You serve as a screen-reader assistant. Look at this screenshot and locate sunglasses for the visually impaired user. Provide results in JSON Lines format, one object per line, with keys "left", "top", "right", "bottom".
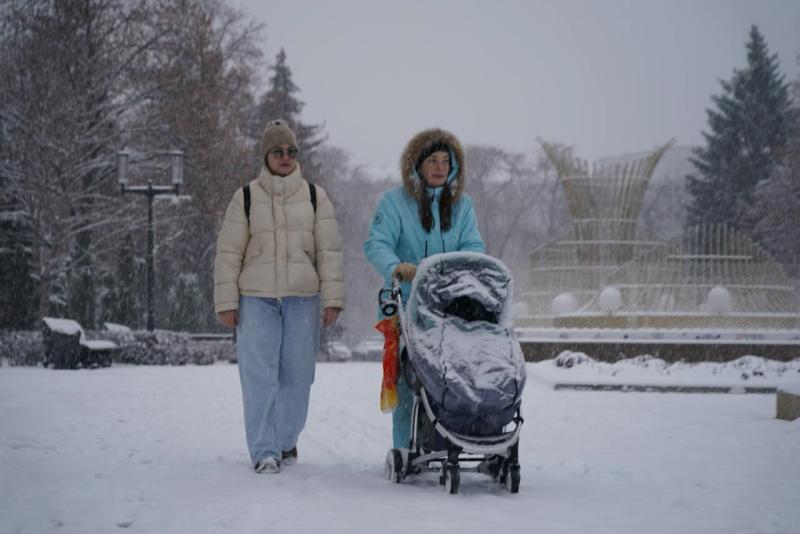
{"left": 269, "top": 147, "right": 298, "bottom": 159}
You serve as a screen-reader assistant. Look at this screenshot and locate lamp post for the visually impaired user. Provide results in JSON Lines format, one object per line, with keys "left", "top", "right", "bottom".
{"left": 117, "top": 150, "right": 184, "bottom": 331}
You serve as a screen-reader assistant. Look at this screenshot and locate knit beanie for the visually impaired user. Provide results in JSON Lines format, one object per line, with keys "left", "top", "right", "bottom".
{"left": 260, "top": 119, "right": 298, "bottom": 157}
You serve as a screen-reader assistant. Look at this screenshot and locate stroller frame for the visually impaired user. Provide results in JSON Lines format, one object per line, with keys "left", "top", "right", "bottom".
{"left": 380, "top": 276, "right": 524, "bottom": 494}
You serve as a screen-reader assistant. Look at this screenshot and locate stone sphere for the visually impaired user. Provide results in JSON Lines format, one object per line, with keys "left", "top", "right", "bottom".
{"left": 598, "top": 286, "right": 622, "bottom": 313}
{"left": 552, "top": 292, "right": 578, "bottom": 316}
{"left": 707, "top": 285, "right": 732, "bottom": 314}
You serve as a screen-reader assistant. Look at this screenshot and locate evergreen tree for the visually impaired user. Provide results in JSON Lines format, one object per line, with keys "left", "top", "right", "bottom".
{"left": 752, "top": 64, "right": 800, "bottom": 277}
{"left": 166, "top": 273, "right": 203, "bottom": 332}
{"left": 0, "top": 111, "right": 38, "bottom": 329}
{"left": 686, "top": 25, "right": 793, "bottom": 234}
{"left": 103, "top": 234, "right": 140, "bottom": 328}
{"left": 0, "top": 184, "right": 38, "bottom": 329}
{"left": 254, "top": 49, "right": 326, "bottom": 184}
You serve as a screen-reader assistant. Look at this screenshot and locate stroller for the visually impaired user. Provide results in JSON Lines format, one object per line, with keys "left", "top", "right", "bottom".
{"left": 378, "top": 252, "right": 526, "bottom": 494}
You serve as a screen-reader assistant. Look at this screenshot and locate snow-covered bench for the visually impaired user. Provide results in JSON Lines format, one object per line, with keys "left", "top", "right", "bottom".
{"left": 42, "top": 317, "right": 118, "bottom": 369}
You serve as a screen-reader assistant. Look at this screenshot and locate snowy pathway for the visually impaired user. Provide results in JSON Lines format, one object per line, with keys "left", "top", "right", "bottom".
{"left": 1, "top": 363, "right": 799, "bottom": 534}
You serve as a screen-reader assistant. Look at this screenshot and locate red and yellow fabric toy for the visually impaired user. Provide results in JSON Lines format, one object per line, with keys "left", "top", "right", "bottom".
{"left": 375, "top": 316, "right": 400, "bottom": 413}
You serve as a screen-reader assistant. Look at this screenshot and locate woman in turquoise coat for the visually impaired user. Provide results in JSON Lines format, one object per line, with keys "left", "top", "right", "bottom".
{"left": 364, "top": 127, "right": 485, "bottom": 449}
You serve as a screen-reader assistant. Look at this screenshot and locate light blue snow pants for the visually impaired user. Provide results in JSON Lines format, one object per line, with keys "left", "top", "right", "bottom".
{"left": 236, "top": 295, "right": 320, "bottom": 465}
{"left": 393, "top": 375, "right": 414, "bottom": 449}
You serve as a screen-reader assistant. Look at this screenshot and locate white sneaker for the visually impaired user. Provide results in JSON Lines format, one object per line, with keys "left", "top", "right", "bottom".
{"left": 255, "top": 456, "right": 281, "bottom": 474}
{"left": 281, "top": 447, "right": 298, "bottom": 466}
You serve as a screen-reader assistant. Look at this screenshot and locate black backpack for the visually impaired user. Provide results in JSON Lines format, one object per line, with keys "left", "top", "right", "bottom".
{"left": 242, "top": 182, "right": 316, "bottom": 222}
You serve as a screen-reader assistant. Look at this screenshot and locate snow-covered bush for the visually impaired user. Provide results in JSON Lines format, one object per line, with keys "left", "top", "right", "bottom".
{"left": 0, "top": 329, "right": 233, "bottom": 366}
{"left": 100, "top": 330, "right": 212, "bottom": 366}
{"left": 554, "top": 351, "right": 596, "bottom": 368}
{"left": 0, "top": 330, "right": 43, "bottom": 366}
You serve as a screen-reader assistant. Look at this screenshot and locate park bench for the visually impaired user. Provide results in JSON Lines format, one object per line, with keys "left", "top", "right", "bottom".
{"left": 42, "top": 317, "right": 119, "bottom": 369}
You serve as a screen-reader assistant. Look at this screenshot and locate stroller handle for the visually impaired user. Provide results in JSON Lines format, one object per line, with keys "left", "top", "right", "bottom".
{"left": 378, "top": 276, "right": 406, "bottom": 319}
{"left": 378, "top": 276, "right": 403, "bottom": 317}
{"left": 391, "top": 274, "right": 403, "bottom": 290}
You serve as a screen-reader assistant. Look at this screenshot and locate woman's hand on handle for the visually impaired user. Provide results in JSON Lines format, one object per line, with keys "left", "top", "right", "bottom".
{"left": 392, "top": 263, "right": 417, "bottom": 282}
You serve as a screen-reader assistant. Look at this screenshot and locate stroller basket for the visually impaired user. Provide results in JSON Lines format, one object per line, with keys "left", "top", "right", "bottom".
{"left": 419, "top": 387, "right": 523, "bottom": 456}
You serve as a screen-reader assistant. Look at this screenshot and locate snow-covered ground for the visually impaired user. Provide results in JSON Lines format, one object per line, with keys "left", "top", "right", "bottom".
{"left": 2, "top": 359, "right": 799, "bottom": 534}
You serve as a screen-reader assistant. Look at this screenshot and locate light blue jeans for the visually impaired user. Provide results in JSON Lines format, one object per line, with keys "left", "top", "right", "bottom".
{"left": 236, "top": 295, "right": 320, "bottom": 465}
{"left": 393, "top": 376, "right": 414, "bottom": 449}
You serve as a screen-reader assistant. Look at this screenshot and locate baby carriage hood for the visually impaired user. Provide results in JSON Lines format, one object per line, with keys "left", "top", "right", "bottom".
{"left": 405, "top": 252, "right": 526, "bottom": 432}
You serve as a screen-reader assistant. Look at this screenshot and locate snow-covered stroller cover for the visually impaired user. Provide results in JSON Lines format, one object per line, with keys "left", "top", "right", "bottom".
{"left": 405, "top": 252, "right": 526, "bottom": 434}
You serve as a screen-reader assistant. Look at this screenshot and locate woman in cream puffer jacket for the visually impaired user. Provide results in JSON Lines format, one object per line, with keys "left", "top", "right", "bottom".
{"left": 213, "top": 157, "right": 345, "bottom": 315}
{"left": 213, "top": 119, "right": 344, "bottom": 474}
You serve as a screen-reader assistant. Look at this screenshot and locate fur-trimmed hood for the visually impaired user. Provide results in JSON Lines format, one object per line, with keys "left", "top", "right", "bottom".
{"left": 400, "top": 128, "right": 466, "bottom": 203}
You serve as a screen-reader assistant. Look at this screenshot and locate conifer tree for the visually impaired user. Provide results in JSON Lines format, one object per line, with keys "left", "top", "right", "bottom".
{"left": 0, "top": 179, "right": 38, "bottom": 329}
{"left": 752, "top": 64, "right": 800, "bottom": 276}
{"left": 166, "top": 273, "right": 203, "bottom": 332}
{"left": 103, "top": 234, "right": 140, "bottom": 328}
{"left": 686, "top": 25, "right": 793, "bottom": 233}
{"left": 254, "top": 49, "right": 326, "bottom": 184}
{"left": 0, "top": 111, "right": 37, "bottom": 328}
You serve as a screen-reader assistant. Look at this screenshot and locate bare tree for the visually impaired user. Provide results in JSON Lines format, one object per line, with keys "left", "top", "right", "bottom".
{"left": 314, "top": 146, "right": 388, "bottom": 345}
{"left": 0, "top": 0, "right": 178, "bottom": 325}
{"left": 127, "top": 0, "right": 265, "bottom": 331}
{"left": 1, "top": 0, "right": 265, "bottom": 330}
{"left": 466, "top": 145, "right": 567, "bottom": 262}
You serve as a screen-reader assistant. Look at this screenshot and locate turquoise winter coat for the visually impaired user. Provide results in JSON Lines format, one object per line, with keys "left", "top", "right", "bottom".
{"left": 364, "top": 127, "right": 485, "bottom": 300}
{"left": 364, "top": 185, "right": 484, "bottom": 296}
{"left": 363, "top": 127, "right": 484, "bottom": 449}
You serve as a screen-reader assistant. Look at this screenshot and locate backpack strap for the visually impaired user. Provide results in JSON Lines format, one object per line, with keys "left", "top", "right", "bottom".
{"left": 309, "top": 182, "right": 317, "bottom": 213}
{"left": 243, "top": 184, "right": 251, "bottom": 222}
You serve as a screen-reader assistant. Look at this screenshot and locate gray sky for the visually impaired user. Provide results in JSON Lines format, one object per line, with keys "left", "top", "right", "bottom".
{"left": 235, "top": 0, "right": 800, "bottom": 171}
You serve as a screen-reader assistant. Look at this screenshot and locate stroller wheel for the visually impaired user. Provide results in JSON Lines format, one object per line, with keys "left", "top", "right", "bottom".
{"left": 442, "top": 463, "right": 460, "bottom": 495}
{"left": 503, "top": 463, "right": 521, "bottom": 494}
{"left": 384, "top": 449, "right": 403, "bottom": 483}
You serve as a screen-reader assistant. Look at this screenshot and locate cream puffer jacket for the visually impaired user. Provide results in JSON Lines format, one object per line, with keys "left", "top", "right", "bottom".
{"left": 213, "top": 164, "right": 345, "bottom": 313}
